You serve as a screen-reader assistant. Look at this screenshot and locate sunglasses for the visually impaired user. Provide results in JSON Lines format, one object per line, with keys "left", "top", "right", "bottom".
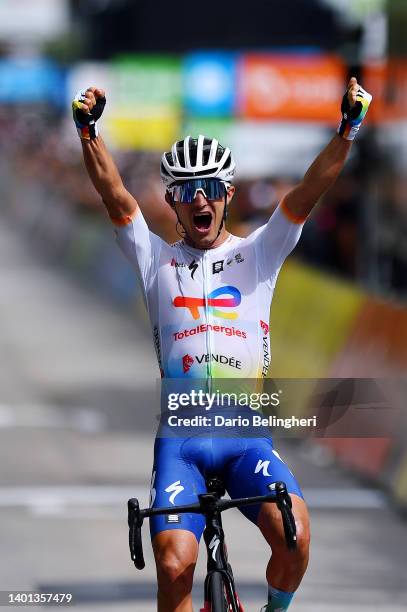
{"left": 168, "top": 179, "right": 228, "bottom": 203}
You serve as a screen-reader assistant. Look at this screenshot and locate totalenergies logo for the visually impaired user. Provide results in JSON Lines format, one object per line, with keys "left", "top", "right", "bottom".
{"left": 173, "top": 286, "right": 241, "bottom": 320}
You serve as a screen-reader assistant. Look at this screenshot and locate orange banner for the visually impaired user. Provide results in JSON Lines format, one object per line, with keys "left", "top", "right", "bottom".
{"left": 363, "top": 59, "right": 407, "bottom": 122}
{"left": 238, "top": 54, "right": 346, "bottom": 122}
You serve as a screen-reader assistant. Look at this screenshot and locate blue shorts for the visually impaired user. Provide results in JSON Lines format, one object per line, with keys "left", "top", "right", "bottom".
{"left": 149, "top": 435, "right": 304, "bottom": 542}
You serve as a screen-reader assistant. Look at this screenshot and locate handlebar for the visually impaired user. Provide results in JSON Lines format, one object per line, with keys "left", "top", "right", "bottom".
{"left": 128, "top": 481, "right": 297, "bottom": 569}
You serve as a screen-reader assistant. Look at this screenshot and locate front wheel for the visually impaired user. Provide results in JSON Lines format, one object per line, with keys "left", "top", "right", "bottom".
{"left": 209, "top": 571, "right": 229, "bottom": 611}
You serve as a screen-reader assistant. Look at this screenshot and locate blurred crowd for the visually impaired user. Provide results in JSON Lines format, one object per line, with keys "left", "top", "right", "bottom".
{"left": 1, "top": 107, "right": 407, "bottom": 302}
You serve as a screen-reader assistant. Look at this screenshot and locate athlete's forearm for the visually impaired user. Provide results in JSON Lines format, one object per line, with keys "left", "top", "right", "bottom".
{"left": 81, "top": 135, "right": 138, "bottom": 220}
{"left": 283, "top": 135, "right": 351, "bottom": 220}
{"left": 303, "top": 133, "right": 351, "bottom": 195}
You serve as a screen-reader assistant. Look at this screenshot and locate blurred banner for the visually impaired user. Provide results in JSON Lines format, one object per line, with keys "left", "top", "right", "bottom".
{"left": 271, "top": 261, "right": 407, "bottom": 509}
{"left": 68, "top": 56, "right": 182, "bottom": 150}
{"left": 0, "top": 57, "right": 65, "bottom": 105}
{"left": 183, "top": 52, "right": 237, "bottom": 117}
{"left": 108, "top": 55, "right": 182, "bottom": 150}
{"left": 183, "top": 51, "right": 346, "bottom": 123}
{"left": 364, "top": 59, "right": 407, "bottom": 121}
{"left": 238, "top": 54, "right": 345, "bottom": 122}
{"left": 271, "top": 260, "right": 407, "bottom": 378}
{"left": 66, "top": 51, "right": 343, "bottom": 166}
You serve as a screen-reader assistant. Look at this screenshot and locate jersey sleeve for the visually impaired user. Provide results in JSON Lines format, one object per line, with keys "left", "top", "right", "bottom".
{"left": 112, "top": 209, "right": 162, "bottom": 294}
{"left": 254, "top": 199, "right": 306, "bottom": 286}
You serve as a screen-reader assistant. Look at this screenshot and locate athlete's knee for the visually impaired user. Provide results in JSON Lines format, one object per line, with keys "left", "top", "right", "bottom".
{"left": 154, "top": 532, "right": 197, "bottom": 595}
{"left": 259, "top": 496, "right": 310, "bottom": 572}
{"left": 272, "top": 523, "right": 308, "bottom": 560}
{"left": 286, "top": 521, "right": 309, "bottom": 564}
{"left": 156, "top": 554, "right": 195, "bottom": 594}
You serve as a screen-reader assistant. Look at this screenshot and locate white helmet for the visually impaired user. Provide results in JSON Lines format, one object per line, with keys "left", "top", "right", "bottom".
{"left": 160, "top": 134, "right": 236, "bottom": 187}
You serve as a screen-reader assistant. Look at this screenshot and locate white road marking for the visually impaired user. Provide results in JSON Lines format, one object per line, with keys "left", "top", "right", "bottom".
{"left": 0, "top": 486, "right": 146, "bottom": 507}
{"left": 0, "top": 405, "right": 107, "bottom": 433}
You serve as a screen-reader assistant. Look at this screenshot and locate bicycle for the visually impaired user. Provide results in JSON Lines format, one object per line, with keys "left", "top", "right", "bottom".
{"left": 127, "top": 477, "right": 297, "bottom": 611}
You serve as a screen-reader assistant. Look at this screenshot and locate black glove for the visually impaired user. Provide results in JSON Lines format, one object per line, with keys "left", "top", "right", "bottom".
{"left": 72, "top": 89, "right": 106, "bottom": 140}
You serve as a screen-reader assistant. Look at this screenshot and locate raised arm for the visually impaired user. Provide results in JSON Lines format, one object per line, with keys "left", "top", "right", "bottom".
{"left": 73, "top": 87, "right": 178, "bottom": 241}
{"left": 282, "top": 77, "right": 372, "bottom": 222}
{"left": 84, "top": 135, "right": 140, "bottom": 220}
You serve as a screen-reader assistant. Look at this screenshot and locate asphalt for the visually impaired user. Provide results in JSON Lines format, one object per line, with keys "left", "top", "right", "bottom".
{"left": 1, "top": 216, "right": 407, "bottom": 612}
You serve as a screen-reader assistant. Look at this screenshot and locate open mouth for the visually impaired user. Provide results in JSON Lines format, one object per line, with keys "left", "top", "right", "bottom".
{"left": 193, "top": 212, "right": 212, "bottom": 231}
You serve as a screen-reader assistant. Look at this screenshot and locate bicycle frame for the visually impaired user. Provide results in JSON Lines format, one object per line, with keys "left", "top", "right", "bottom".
{"left": 200, "top": 489, "right": 243, "bottom": 612}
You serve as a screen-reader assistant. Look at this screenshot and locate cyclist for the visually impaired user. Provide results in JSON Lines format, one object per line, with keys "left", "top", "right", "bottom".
{"left": 73, "top": 77, "right": 371, "bottom": 612}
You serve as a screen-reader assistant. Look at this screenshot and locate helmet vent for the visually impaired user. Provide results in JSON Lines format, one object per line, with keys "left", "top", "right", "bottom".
{"left": 215, "top": 145, "right": 225, "bottom": 163}
{"left": 176, "top": 141, "right": 185, "bottom": 167}
{"left": 202, "top": 138, "right": 212, "bottom": 165}
{"left": 189, "top": 139, "right": 198, "bottom": 166}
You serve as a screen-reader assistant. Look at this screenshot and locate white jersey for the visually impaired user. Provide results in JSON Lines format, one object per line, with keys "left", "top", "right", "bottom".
{"left": 114, "top": 203, "right": 304, "bottom": 379}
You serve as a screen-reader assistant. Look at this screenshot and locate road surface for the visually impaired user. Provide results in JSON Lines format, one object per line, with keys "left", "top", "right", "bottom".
{"left": 0, "top": 216, "right": 406, "bottom": 611}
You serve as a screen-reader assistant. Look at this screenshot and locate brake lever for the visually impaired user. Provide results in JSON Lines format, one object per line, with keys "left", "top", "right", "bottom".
{"left": 271, "top": 482, "right": 297, "bottom": 551}
{"left": 128, "top": 498, "right": 145, "bottom": 570}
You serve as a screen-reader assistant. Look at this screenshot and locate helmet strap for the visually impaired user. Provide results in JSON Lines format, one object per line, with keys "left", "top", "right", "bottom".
{"left": 175, "top": 220, "right": 186, "bottom": 240}
{"left": 213, "top": 192, "right": 228, "bottom": 242}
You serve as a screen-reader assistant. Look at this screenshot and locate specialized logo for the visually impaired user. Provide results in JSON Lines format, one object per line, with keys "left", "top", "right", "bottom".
{"left": 189, "top": 259, "right": 199, "bottom": 279}
{"left": 182, "top": 354, "right": 194, "bottom": 373}
{"left": 209, "top": 535, "right": 221, "bottom": 562}
{"left": 254, "top": 459, "right": 272, "bottom": 477}
{"left": 260, "top": 320, "right": 269, "bottom": 335}
{"left": 165, "top": 480, "right": 185, "bottom": 505}
{"left": 173, "top": 285, "right": 241, "bottom": 320}
{"left": 171, "top": 258, "right": 199, "bottom": 280}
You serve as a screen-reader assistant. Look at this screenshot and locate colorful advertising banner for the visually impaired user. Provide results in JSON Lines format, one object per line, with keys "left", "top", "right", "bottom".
{"left": 0, "top": 58, "right": 65, "bottom": 105}
{"left": 112, "top": 55, "right": 182, "bottom": 116}
{"left": 183, "top": 52, "right": 237, "bottom": 117}
{"left": 363, "top": 59, "right": 407, "bottom": 122}
{"left": 68, "top": 57, "right": 182, "bottom": 150}
{"left": 109, "top": 55, "right": 182, "bottom": 150}
{"left": 238, "top": 54, "right": 346, "bottom": 122}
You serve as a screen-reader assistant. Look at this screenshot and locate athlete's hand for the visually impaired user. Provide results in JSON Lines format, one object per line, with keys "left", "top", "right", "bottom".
{"left": 337, "top": 77, "right": 372, "bottom": 141}
{"left": 72, "top": 87, "right": 106, "bottom": 140}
